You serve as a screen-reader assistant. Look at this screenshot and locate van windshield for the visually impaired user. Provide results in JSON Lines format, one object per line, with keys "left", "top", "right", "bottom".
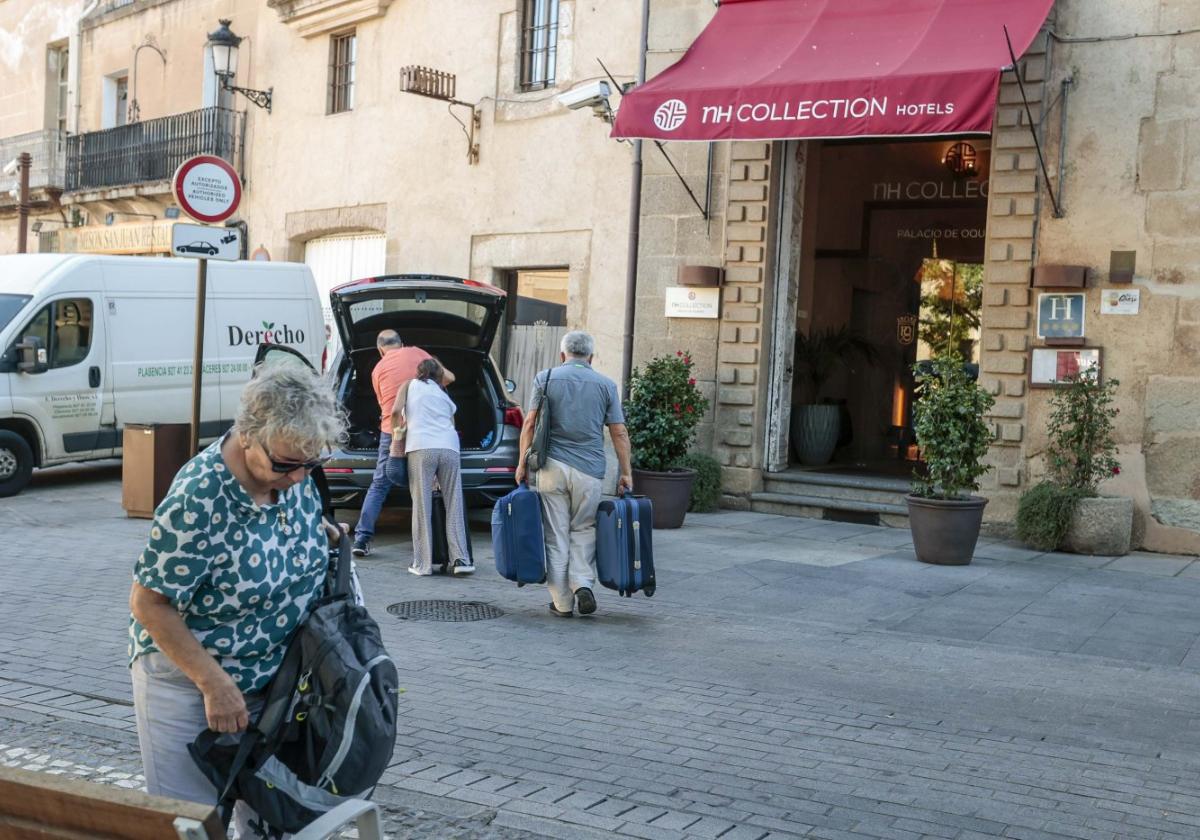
{"left": 0, "top": 294, "right": 31, "bottom": 334}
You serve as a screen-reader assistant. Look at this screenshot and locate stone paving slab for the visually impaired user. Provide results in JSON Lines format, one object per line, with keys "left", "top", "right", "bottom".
{"left": 4, "top": 462, "right": 1200, "bottom": 838}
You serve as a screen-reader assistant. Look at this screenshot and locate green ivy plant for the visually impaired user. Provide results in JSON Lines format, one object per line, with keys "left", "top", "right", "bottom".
{"left": 1046, "top": 369, "right": 1120, "bottom": 494}
{"left": 911, "top": 354, "right": 996, "bottom": 500}
{"left": 678, "top": 452, "right": 722, "bottom": 512}
{"left": 1015, "top": 482, "right": 1087, "bottom": 551}
{"left": 1014, "top": 370, "right": 1120, "bottom": 551}
{"left": 625, "top": 352, "right": 710, "bottom": 473}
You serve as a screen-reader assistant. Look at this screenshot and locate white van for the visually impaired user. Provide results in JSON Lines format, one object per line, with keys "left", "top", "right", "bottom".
{"left": 0, "top": 254, "right": 324, "bottom": 496}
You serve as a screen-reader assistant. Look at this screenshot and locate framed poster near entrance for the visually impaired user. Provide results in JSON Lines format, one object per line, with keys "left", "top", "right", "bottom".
{"left": 1030, "top": 347, "right": 1101, "bottom": 388}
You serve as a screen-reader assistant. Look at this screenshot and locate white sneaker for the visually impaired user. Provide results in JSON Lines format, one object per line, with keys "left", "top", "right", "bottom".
{"left": 451, "top": 559, "right": 475, "bottom": 576}
{"left": 408, "top": 566, "right": 432, "bottom": 577}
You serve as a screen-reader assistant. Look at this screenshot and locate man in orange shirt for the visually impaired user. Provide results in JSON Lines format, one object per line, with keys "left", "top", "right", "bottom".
{"left": 352, "top": 329, "right": 453, "bottom": 556}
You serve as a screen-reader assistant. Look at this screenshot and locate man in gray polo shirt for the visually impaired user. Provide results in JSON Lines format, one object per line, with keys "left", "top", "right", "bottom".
{"left": 516, "top": 331, "right": 633, "bottom": 617}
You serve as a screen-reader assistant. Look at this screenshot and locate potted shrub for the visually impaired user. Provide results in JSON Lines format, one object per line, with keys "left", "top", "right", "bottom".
{"left": 906, "top": 354, "right": 995, "bottom": 565}
{"left": 1016, "top": 371, "right": 1130, "bottom": 555}
{"left": 625, "top": 351, "right": 711, "bottom": 528}
{"left": 791, "top": 327, "right": 877, "bottom": 466}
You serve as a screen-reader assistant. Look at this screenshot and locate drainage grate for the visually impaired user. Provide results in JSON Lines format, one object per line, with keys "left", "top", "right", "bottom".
{"left": 386, "top": 600, "right": 504, "bottom": 622}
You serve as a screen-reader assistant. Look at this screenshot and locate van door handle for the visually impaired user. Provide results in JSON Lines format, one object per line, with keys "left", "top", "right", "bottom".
{"left": 89, "top": 366, "right": 101, "bottom": 388}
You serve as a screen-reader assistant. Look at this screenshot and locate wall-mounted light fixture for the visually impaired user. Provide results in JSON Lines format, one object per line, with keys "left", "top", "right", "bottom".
{"left": 206, "top": 20, "right": 272, "bottom": 112}
{"left": 942, "top": 142, "right": 979, "bottom": 178}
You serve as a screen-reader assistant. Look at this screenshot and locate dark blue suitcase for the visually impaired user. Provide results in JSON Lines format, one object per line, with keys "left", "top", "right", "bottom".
{"left": 491, "top": 483, "right": 547, "bottom": 586}
{"left": 595, "top": 495, "right": 656, "bottom": 597}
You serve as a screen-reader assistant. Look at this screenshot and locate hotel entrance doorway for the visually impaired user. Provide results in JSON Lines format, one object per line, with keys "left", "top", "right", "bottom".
{"left": 785, "top": 138, "right": 989, "bottom": 477}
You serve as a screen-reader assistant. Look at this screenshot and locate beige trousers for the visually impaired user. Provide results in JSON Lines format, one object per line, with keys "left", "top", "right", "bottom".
{"left": 535, "top": 457, "right": 602, "bottom": 612}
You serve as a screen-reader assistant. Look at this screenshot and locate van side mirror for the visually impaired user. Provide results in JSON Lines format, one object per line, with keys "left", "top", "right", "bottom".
{"left": 16, "top": 336, "right": 48, "bottom": 374}
{"left": 504, "top": 379, "right": 516, "bottom": 394}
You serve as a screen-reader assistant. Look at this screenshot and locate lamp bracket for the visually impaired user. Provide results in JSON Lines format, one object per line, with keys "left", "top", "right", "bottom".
{"left": 221, "top": 77, "right": 273, "bottom": 112}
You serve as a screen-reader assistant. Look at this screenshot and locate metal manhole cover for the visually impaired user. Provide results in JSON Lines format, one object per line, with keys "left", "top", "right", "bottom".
{"left": 387, "top": 600, "right": 504, "bottom": 622}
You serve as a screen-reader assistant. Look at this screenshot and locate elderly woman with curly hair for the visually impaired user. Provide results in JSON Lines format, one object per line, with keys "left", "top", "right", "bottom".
{"left": 127, "top": 363, "right": 346, "bottom": 835}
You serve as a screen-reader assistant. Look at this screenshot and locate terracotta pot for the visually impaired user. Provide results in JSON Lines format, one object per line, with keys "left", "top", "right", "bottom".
{"left": 906, "top": 494, "right": 988, "bottom": 566}
{"left": 633, "top": 467, "right": 696, "bottom": 529}
{"left": 790, "top": 404, "right": 840, "bottom": 466}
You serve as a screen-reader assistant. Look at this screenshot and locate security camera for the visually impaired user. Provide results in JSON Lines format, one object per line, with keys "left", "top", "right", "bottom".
{"left": 557, "top": 80, "right": 611, "bottom": 111}
{"left": 2, "top": 159, "right": 18, "bottom": 177}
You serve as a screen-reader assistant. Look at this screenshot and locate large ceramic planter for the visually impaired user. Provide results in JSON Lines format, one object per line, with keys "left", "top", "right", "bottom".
{"left": 1062, "top": 496, "right": 1133, "bottom": 556}
{"left": 633, "top": 467, "right": 696, "bottom": 529}
{"left": 906, "top": 494, "right": 988, "bottom": 566}
{"left": 790, "top": 404, "right": 840, "bottom": 466}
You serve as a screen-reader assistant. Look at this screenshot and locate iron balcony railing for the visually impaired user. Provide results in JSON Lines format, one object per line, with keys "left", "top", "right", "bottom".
{"left": 0, "top": 129, "right": 67, "bottom": 195}
{"left": 65, "top": 106, "right": 244, "bottom": 193}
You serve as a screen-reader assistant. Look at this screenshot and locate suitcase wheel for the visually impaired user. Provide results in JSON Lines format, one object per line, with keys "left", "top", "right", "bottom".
{"left": 643, "top": 583, "right": 656, "bottom": 597}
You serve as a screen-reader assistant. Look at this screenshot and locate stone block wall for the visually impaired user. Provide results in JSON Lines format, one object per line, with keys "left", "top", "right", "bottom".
{"left": 976, "top": 33, "right": 1051, "bottom": 523}
{"left": 713, "top": 142, "right": 775, "bottom": 495}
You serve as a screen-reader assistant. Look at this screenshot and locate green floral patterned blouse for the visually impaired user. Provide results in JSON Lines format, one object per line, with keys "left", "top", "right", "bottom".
{"left": 128, "top": 438, "right": 328, "bottom": 693}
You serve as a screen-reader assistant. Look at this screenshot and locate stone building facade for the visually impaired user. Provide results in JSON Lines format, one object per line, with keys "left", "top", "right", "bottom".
{"left": 0, "top": 0, "right": 641, "bottom": 384}
{"left": 3, "top": 0, "right": 1199, "bottom": 551}
{"left": 632, "top": 0, "right": 1200, "bottom": 553}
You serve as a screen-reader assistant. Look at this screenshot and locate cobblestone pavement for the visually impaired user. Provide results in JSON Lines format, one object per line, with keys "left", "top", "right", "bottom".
{"left": 4, "top": 461, "right": 1200, "bottom": 839}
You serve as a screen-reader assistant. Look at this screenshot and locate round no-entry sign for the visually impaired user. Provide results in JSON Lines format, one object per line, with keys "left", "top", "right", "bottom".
{"left": 172, "top": 155, "right": 242, "bottom": 224}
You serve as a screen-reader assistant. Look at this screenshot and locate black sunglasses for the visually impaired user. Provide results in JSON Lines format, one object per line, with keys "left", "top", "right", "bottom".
{"left": 262, "top": 444, "right": 331, "bottom": 474}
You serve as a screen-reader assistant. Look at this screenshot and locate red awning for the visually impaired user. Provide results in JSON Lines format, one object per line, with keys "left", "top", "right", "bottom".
{"left": 612, "top": 0, "right": 1054, "bottom": 142}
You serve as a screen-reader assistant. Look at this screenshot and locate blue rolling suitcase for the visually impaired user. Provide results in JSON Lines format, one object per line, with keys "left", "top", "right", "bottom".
{"left": 595, "top": 495, "right": 656, "bottom": 597}
{"left": 492, "top": 483, "right": 547, "bottom": 586}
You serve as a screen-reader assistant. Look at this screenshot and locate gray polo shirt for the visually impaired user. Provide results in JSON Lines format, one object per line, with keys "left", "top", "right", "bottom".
{"left": 527, "top": 360, "right": 624, "bottom": 480}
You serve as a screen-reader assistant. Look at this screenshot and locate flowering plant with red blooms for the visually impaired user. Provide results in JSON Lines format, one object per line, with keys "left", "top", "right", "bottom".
{"left": 625, "top": 352, "right": 710, "bottom": 472}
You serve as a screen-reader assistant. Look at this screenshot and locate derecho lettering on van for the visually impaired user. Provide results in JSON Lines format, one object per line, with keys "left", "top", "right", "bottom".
{"left": 136, "top": 361, "right": 252, "bottom": 378}
{"left": 227, "top": 321, "right": 306, "bottom": 346}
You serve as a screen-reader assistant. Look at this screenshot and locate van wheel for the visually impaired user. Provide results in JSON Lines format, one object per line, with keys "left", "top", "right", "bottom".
{"left": 0, "top": 430, "right": 34, "bottom": 497}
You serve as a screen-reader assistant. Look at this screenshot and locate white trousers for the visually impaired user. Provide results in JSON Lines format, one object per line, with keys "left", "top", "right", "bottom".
{"left": 131, "top": 652, "right": 269, "bottom": 839}
{"left": 407, "top": 447, "right": 471, "bottom": 573}
{"left": 535, "top": 457, "right": 602, "bottom": 612}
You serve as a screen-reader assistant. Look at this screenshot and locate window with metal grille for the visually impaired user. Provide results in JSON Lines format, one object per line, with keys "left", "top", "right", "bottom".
{"left": 519, "top": 0, "right": 559, "bottom": 91}
{"left": 328, "top": 31, "right": 356, "bottom": 114}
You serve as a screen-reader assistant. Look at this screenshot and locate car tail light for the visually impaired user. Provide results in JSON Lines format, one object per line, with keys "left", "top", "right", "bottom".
{"left": 503, "top": 407, "right": 523, "bottom": 428}
{"left": 323, "top": 468, "right": 354, "bottom": 474}
{"left": 462, "top": 279, "right": 506, "bottom": 295}
{"left": 486, "top": 466, "right": 517, "bottom": 473}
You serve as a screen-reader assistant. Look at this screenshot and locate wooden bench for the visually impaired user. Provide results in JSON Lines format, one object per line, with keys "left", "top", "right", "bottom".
{"left": 0, "top": 765, "right": 382, "bottom": 839}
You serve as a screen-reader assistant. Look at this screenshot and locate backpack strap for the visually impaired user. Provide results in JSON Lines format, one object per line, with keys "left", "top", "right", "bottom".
{"left": 329, "top": 524, "right": 353, "bottom": 598}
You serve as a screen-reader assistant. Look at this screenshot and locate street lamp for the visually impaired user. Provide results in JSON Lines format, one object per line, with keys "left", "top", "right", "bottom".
{"left": 205, "top": 19, "right": 272, "bottom": 112}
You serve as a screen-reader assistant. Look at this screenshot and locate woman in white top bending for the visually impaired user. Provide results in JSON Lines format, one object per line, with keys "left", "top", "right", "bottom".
{"left": 401, "top": 358, "right": 473, "bottom": 576}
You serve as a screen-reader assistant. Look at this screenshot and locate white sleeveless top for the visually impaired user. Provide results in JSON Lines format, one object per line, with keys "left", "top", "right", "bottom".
{"left": 404, "top": 379, "right": 460, "bottom": 453}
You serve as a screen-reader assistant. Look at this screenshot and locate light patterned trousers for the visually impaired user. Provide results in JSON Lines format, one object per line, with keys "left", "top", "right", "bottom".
{"left": 408, "top": 447, "right": 470, "bottom": 573}
{"left": 131, "top": 653, "right": 269, "bottom": 839}
{"left": 535, "top": 457, "right": 602, "bottom": 612}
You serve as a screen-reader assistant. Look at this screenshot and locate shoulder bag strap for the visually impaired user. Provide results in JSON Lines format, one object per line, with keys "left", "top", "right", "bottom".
{"left": 330, "top": 523, "right": 353, "bottom": 597}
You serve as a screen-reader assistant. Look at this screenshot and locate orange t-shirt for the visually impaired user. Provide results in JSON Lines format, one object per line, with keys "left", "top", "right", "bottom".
{"left": 373, "top": 347, "right": 433, "bottom": 434}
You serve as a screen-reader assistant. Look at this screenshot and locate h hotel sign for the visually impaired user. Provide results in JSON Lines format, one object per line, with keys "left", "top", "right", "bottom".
{"left": 1037, "top": 293, "right": 1086, "bottom": 340}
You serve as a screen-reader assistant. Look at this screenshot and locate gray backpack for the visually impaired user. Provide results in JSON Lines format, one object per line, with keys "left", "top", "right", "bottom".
{"left": 189, "top": 526, "right": 398, "bottom": 837}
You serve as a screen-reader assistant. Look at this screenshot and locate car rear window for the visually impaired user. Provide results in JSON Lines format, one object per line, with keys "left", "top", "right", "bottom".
{"left": 347, "top": 295, "right": 490, "bottom": 332}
